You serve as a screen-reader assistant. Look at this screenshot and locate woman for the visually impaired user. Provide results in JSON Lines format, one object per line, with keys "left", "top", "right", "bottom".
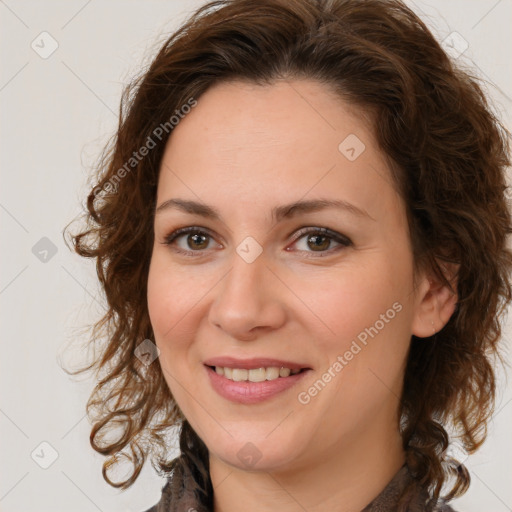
{"left": 66, "top": 0, "right": 512, "bottom": 511}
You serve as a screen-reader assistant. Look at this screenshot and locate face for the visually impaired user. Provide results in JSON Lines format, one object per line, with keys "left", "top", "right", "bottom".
{"left": 147, "top": 79, "right": 429, "bottom": 474}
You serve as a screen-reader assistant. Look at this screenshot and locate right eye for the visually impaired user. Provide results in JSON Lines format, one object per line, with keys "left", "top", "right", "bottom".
{"left": 162, "top": 227, "right": 221, "bottom": 256}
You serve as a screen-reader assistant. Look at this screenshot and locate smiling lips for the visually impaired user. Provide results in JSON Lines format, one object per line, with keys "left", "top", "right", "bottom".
{"left": 203, "top": 356, "right": 310, "bottom": 381}
{"left": 213, "top": 366, "right": 302, "bottom": 382}
{"left": 203, "top": 356, "right": 312, "bottom": 404}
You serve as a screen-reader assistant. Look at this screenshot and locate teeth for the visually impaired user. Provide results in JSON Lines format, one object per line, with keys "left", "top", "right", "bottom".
{"left": 232, "top": 369, "right": 248, "bottom": 381}
{"left": 248, "top": 367, "right": 267, "bottom": 382}
{"left": 267, "top": 367, "right": 280, "bottom": 380}
{"left": 213, "top": 366, "right": 303, "bottom": 382}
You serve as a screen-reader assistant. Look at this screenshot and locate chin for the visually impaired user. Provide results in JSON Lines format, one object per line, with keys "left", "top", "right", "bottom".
{"left": 208, "top": 432, "right": 304, "bottom": 473}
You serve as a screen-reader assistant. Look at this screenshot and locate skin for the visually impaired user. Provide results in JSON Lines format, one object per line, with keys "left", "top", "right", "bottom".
{"left": 147, "top": 79, "right": 457, "bottom": 512}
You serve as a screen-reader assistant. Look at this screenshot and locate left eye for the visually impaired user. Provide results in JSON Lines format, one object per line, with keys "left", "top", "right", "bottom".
{"left": 162, "top": 226, "right": 352, "bottom": 256}
{"left": 164, "top": 228, "right": 217, "bottom": 253}
{"left": 289, "top": 227, "right": 352, "bottom": 255}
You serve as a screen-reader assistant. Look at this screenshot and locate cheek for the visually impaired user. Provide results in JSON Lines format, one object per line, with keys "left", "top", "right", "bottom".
{"left": 299, "top": 255, "right": 414, "bottom": 412}
{"left": 147, "top": 265, "right": 174, "bottom": 341}
{"left": 299, "top": 266, "right": 412, "bottom": 422}
{"left": 147, "top": 254, "right": 206, "bottom": 404}
{"left": 147, "top": 252, "right": 207, "bottom": 342}
{"left": 298, "top": 259, "right": 410, "bottom": 346}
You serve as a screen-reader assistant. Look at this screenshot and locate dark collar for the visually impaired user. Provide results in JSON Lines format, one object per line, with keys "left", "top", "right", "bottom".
{"left": 145, "top": 460, "right": 457, "bottom": 512}
{"left": 362, "top": 464, "right": 456, "bottom": 512}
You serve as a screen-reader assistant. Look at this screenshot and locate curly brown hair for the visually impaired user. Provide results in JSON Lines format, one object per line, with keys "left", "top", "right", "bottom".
{"left": 63, "top": 0, "right": 512, "bottom": 509}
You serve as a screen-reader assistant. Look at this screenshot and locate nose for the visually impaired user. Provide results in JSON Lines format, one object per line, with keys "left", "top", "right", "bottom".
{"left": 208, "top": 248, "right": 287, "bottom": 341}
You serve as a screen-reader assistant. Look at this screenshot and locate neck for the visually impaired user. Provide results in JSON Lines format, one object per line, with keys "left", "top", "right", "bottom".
{"left": 209, "top": 421, "right": 405, "bottom": 512}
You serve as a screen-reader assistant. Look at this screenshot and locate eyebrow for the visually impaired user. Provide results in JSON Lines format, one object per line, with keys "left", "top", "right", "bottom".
{"left": 155, "top": 197, "right": 375, "bottom": 222}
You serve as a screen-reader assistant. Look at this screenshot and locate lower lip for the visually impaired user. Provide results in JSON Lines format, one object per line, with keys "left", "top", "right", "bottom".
{"left": 205, "top": 365, "right": 311, "bottom": 404}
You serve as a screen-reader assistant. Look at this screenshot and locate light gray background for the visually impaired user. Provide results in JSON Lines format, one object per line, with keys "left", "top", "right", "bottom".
{"left": 1, "top": 1, "right": 511, "bottom": 511}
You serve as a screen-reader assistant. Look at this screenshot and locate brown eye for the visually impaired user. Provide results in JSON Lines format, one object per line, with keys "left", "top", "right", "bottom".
{"left": 163, "top": 227, "right": 218, "bottom": 256}
{"left": 305, "top": 233, "right": 331, "bottom": 251}
{"left": 289, "top": 227, "right": 352, "bottom": 256}
{"left": 186, "top": 232, "right": 210, "bottom": 250}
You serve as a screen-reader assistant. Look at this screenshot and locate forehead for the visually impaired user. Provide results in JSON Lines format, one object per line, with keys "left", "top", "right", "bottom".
{"left": 156, "top": 79, "right": 402, "bottom": 225}
{"left": 165, "top": 79, "right": 373, "bottom": 155}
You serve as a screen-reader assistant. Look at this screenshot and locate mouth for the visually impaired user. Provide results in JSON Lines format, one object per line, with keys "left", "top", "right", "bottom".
{"left": 203, "top": 361, "right": 313, "bottom": 404}
{"left": 206, "top": 365, "right": 309, "bottom": 382}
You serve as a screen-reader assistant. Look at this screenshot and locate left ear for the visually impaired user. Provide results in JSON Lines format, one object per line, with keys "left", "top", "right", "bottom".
{"left": 411, "top": 261, "right": 459, "bottom": 338}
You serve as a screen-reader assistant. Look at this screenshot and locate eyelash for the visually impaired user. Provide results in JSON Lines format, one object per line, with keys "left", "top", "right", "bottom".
{"left": 161, "top": 226, "right": 352, "bottom": 258}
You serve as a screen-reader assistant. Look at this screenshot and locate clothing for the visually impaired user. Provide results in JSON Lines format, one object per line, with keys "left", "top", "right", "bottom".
{"left": 143, "top": 459, "right": 458, "bottom": 512}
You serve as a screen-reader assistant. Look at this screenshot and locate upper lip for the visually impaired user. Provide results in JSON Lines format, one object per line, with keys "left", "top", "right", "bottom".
{"left": 204, "top": 356, "right": 311, "bottom": 371}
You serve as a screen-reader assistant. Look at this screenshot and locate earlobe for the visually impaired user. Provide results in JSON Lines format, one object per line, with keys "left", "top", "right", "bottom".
{"left": 411, "top": 263, "right": 459, "bottom": 338}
